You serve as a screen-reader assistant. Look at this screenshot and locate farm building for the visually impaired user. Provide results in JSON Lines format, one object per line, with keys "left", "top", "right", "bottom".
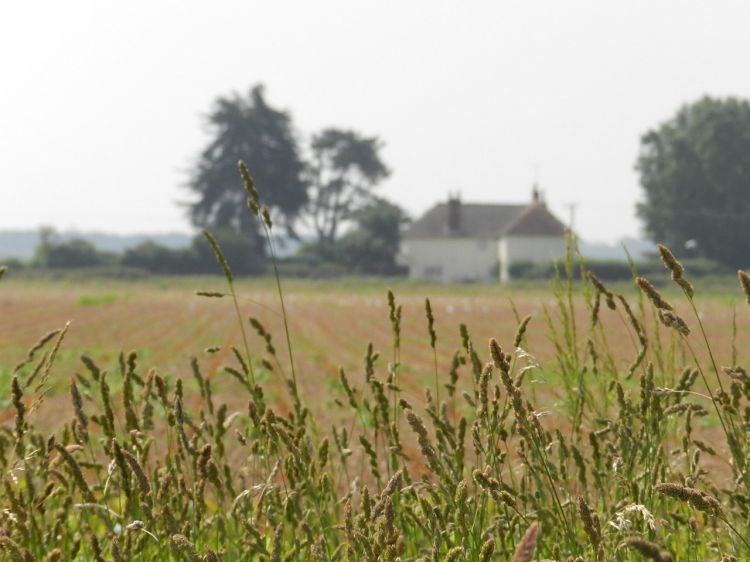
{"left": 399, "top": 190, "right": 568, "bottom": 283}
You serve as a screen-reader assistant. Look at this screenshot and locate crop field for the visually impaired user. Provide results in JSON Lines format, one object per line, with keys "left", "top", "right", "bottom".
{"left": 3, "top": 257, "right": 750, "bottom": 561}
{"left": 0, "top": 276, "right": 742, "bottom": 426}
{"left": 1, "top": 277, "right": 743, "bottom": 380}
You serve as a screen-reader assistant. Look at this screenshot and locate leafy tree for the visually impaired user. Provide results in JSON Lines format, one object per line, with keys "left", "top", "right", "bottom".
{"left": 122, "top": 232, "right": 265, "bottom": 275}
{"left": 335, "top": 198, "right": 409, "bottom": 274}
{"left": 305, "top": 129, "right": 390, "bottom": 245}
{"left": 636, "top": 97, "right": 750, "bottom": 267}
{"left": 190, "top": 229, "right": 265, "bottom": 275}
{"left": 187, "top": 85, "right": 308, "bottom": 238}
{"left": 31, "top": 226, "right": 56, "bottom": 266}
{"left": 121, "top": 241, "right": 193, "bottom": 274}
{"left": 33, "top": 236, "right": 113, "bottom": 269}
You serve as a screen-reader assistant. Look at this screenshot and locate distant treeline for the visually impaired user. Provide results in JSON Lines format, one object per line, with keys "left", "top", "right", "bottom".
{"left": 14, "top": 231, "right": 277, "bottom": 276}
{"left": 15, "top": 220, "right": 408, "bottom": 278}
{"left": 9, "top": 227, "right": 729, "bottom": 282}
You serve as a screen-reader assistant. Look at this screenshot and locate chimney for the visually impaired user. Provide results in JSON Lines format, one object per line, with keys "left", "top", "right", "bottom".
{"left": 447, "top": 193, "right": 461, "bottom": 233}
{"left": 531, "top": 182, "right": 548, "bottom": 208}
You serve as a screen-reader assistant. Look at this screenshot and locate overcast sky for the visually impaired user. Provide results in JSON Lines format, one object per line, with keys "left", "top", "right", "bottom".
{"left": 2, "top": 1, "right": 749, "bottom": 243}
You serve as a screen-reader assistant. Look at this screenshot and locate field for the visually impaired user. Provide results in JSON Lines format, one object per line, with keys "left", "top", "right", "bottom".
{"left": 3, "top": 264, "right": 750, "bottom": 561}
{"left": 1, "top": 275, "right": 743, "bottom": 393}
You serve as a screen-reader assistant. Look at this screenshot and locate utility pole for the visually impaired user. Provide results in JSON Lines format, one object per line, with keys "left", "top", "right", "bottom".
{"left": 564, "top": 202, "right": 579, "bottom": 231}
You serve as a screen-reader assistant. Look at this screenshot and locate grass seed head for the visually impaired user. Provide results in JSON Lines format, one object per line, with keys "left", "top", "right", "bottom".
{"left": 657, "top": 244, "right": 684, "bottom": 279}
{"left": 425, "top": 297, "right": 437, "bottom": 348}
{"left": 489, "top": 338, "right": 504, "bottom": 367}
{"left": 270, "top": 525, "right": 283, "bottom": 562}
{"left": 657, "top": 309, "right": 690, "bottom": 336}
{"left": 238, "top": 160, "right": 260, "bottom": 215}
{"left": 621, "top": 537, "right": 673, "bottom": 562}
{"left": 444, "top": 546, "right": 464, "bottom": 562}
{"left": 202, "top": 230, "right": 233, "bottom": 283}
{"left": 260, "top": 205, "right": 273, "bottom": 229}
{"left": 11, "top": 376, "right": 25, "bottom": 442}
{"left": 513, "top": 315, "right": 532, "bottom": 348}
{"left": 654, "top": 482, "right": 723, "bottom": 516}
{"left": 588, "top": 272, "right": 617, "bottom": 309}
{"left": 578, "top": 495, "right": 601, "bottom": 547}
{"left": 122, "top": 449, "right": 151, "bottom": 496}
{"left": 511, "top": 523, "right": 539, "bottom": 562}
{"left": 479, "top": 538, "right": 495, "bottom": 562}
{"left": 170, "top": 534, "right": 201, "bottom": 562}
{"left": 738, "top": 270, "right": 750, "bottom": 305}
{"left": 675, "top": 276, "right": 695, "bottom": 298}
{"left": 69, "top": 379, "right": 88, "bottom": 430}
{"left": 635, "top": 277, "right": 674, "bottom": 311}
{"left": 55, "top": 443, "right": 95, "bottom": 503}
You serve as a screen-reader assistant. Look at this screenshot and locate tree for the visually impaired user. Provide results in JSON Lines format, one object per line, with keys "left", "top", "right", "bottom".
{"left": 187, "top": 85, "right": 308, "bottom": 237}
{"left": 336, "top": 198, "right": 409, "bottom": 275}
{"left": 32, "top": 230, "right": 113, "bottom": 269}
{"left": 122, "top": 232, "right": 265, "bottom": 275}
{"left": 305, "top": 129, "right": 390, "bottom": 245}
{"left": 190, "top": 229, "right": 265, "bottom": 275}
{"left": 636, "top": 97, "right": 750, "bottom": 268}
{"left": 31, "top": 226, "right": 56, "bottom": 266}
{"left": 121, "top": 241, "right": 192, "bottom": 274}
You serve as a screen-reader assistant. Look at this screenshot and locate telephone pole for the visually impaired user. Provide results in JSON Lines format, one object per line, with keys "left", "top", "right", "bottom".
{"left": 564, "top": 202, "right": 579, "bottom": 231}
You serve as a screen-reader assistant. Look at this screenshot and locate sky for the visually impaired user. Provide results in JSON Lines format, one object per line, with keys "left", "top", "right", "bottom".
{"left": 1, "top": 1, "right": 749, "bottom": 243}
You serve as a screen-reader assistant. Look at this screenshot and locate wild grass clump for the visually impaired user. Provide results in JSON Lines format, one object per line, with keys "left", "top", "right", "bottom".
{"left": 3, "top": 164, "right": 750, "bottom": 560}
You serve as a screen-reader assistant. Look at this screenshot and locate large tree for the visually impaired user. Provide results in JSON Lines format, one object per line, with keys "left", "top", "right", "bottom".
{"left": 636, "top": 96, "right": 750, "bottom": 267}
{"left": 336, "top": 198, "right": 409, "bottom": 274}
{"left": 305, "top": 129, "right": 390, "bottom": 244}
{"left": 187, "top": 85, "right": 308, "bottom": 237}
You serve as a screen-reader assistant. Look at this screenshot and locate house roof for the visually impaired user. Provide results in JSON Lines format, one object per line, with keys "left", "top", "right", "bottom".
{"left": 502, "top": 202, "right": 568, "bottom": 237}
{"left": 404, "top": 201, "right": 567, "bottom": 239}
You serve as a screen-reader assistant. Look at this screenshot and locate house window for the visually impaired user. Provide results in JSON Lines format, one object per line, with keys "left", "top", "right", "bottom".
{"left": 424, "top": 266, "right": 443, "bottom": 279}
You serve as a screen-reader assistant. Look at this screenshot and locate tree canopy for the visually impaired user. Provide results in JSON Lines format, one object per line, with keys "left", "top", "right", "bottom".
{"left": 120, "top": 231, "right": 265, "bottom": 276}
{"left": 336, "top": 197, "right": 409, "bottom": 274}
{"left": 185, "top": 84, "right": 399, "bottom": 276}
{"left": 187, "top": 85, "right": 308, "bottom": 237}
{"left": 636, "top": 96, "right": 750, "bottom": 268}
{"left": 31, "top": 228, "right": 115, "bottom": 269}
{"left": 304, "top": 129, "right": 390, "bottom": 244}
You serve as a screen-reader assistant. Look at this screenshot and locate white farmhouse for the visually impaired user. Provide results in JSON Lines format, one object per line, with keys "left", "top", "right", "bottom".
{"left": 400, "top": 191, "right": 568, "bottom": 283}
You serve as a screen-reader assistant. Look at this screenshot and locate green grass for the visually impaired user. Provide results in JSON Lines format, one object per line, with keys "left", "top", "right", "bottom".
{"left": 3, "top": 170, "right": 750, "bottom": 561}
{"left": 2, "top": 248, "right": 748, "bottom": 562}
{"left": 77, "top": 293, "right": 121, "bottom": 306}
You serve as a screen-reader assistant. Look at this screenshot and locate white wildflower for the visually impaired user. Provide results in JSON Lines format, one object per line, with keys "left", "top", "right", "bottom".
{"left": 608, "top": 503, "right": 658, "bottom": 532}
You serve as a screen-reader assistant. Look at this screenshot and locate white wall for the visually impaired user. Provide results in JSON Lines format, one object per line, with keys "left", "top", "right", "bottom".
{"left": 498, "top": 235, "right": 567, "bottom": 282}
{"left": 400, "top": 238, "right": 499, "bottom": 283}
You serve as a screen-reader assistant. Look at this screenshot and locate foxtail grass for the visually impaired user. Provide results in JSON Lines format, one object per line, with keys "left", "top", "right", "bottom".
{"left": 4, "top": 175, "right": 750, "bottom": 561}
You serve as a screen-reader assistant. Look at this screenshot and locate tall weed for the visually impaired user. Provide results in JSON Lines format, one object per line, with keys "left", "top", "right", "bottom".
{"left": 1, "top": 167, "right": 750, "bottom": 561}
